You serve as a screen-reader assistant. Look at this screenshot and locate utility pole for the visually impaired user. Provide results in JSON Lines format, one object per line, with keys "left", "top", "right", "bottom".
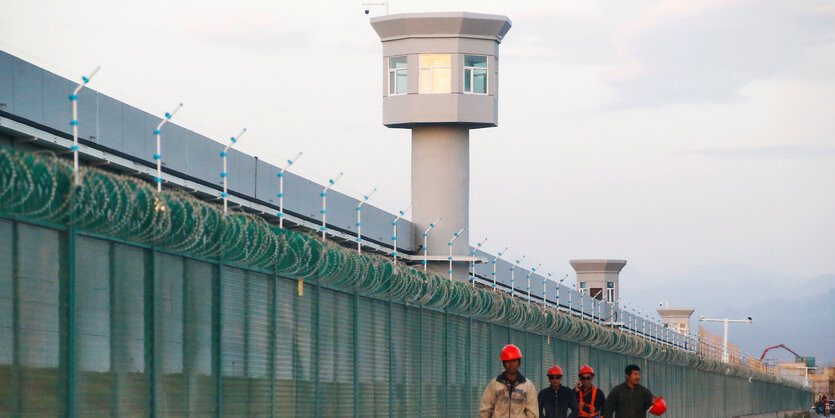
{"left": 699, "top": 315, "right": 753, "bottom": 363}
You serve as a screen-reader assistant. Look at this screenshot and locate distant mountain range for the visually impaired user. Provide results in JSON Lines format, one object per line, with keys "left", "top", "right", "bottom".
{"left": 725, "top": 285, "right": 835, "bottom": 365}
{"left": 618, "top": 265, "right": 835, "bottom": 365}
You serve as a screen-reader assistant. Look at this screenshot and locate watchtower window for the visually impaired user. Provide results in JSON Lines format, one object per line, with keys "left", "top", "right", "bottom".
{"left": 388, "top": 56, "right": 407, "bottom": 95}
{"left": 419, "top": 54, "right": 451, "bottom": 94}
{"left": 464, "top": 55, "right": 487, "bottom": 94}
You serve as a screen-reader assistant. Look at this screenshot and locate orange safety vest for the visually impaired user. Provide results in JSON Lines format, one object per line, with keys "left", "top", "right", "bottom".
{"left": 578, "top": 386, "right": 599, "bottom": 417}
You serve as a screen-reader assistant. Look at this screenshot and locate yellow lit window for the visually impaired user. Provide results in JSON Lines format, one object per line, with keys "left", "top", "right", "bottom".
{"left": 419, "top": 54, "right": 451, "bottom": 94}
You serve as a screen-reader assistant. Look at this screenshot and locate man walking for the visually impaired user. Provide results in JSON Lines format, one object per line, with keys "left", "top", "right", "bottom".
{"left": 538, "top": 365, "right": 579, "bottom": 418}
{"left": 574, "top": 365, "right": 605, "bottom": 418}
{"left": 603, "top": 365, "right": 661, "bottom": 418}
{"left": 480, "top": 344, "right": 539, "bottom": 418}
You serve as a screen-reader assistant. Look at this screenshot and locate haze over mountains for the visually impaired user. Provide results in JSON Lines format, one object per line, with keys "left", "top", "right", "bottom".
{"left": 619, "top": 265, "right": 835, "bottom": 365}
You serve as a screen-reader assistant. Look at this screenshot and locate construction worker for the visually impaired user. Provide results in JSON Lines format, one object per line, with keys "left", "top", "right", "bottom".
{"left": 602, "top": 364, "right": 661, "bottom": 418}
{"left": 480, "top": 344, "right": 539, "bottom": 418}
{"left": 574, "top": 365, "right": 605, "bottom": 418}
{"left": 538, "top": 365, "right": 579, "bottom": 418}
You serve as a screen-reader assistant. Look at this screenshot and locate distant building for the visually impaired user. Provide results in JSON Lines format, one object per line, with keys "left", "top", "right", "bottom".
{"left": 776, "top": 360, "right": 809, "bottom": 377}
{"left": 809, "top": 366, "right": 835, "bottom": 398}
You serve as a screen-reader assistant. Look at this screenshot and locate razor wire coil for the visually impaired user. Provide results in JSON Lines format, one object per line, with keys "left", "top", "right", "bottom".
{"left": 0, "top": 145, "right": 800, "bottom": 388}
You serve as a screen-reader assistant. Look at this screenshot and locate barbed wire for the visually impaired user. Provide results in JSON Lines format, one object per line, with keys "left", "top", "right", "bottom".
{"left": 0, "top": 145, "right": 804, "bottom": 388}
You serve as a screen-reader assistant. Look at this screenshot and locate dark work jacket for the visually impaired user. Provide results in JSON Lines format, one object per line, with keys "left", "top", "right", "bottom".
{"left": 538, "top": 385, "right": 579, "bottom": 418}
{"left": 602, "top": 382, "right": 654, "bottom": 418}
{"left": 575, "top": 387, "right": 605, "bottom": 417}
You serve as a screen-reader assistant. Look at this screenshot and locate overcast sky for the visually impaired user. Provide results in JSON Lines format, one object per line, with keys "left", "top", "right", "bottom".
{"left": 1, "top": 1, "right": 833, "bottom": 306}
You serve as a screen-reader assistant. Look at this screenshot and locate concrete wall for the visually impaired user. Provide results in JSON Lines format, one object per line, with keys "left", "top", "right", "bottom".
{"left": 0, "top": 49, "right": 413, "bottom": 251}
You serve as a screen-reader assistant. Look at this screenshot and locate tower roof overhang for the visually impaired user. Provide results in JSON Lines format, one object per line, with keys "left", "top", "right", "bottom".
{"left": 370, "top": 12, "right": 511, "bottom": 42}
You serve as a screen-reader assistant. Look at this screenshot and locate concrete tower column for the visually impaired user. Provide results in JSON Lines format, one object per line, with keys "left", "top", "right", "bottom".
{"left": 371, "top": 12, "right": 511, "bottom": 280}
{"left": 411, "top": 125, "right": 469, "bottom": 276}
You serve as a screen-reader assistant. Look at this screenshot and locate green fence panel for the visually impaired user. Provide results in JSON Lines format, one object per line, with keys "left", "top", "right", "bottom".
{"left": 112, "top": 243, "right": 150, "bottom": 417}
{"left": 75, "top": 236, "right": 111, "bottom": 416}
{"left": 395, "top": 304, "right": 423, "bottom": 417}
{"left": 0, "top": 220, "right": 13, "bottom": 414}
{"left": 295, "top": 281, "right": 317, "bottom": 417}
{"left": 317, "top": 287, "right": 354, "bottom": 417}
{"left": 183, "top": 259, "right": 216, "bottom": 416}
{"left": 470, "top": 319, "right": 490, "bottom": 414}
{"left": 357, "top": 296, "right": 390, "bottom": 417}
{"left": 446, "top": 313, "right": 469, "bottom": 418}
{"left": 275, "top": 276, "right": 296, "bottom": 415}
{"left": 221, "top": 265, "right": 249, "bottom": 416}
{"left": 389, "top": 303, "right": 407, "bottom": 416}
{"left": 490, "top": 324, "right": 508, "bottom": 375}
{"left": 248, "top": 270, "right": 274, "bottom": 417}
{"left": 421, "top": 309, "right": 446, "bottom": 417}
{"left": 154, "top": 253, "right": 186, "bottom": 416}
{"left": 541, "top": 334, "right": 556, "bottom": 397}
{"left": 566, "top": 340, "right": 579, "bottom": 382}
{"left": 525, "top": 332, "right": 543, "bottom": 393}
{"left": 17, "top": 223, "right": 66, "bottom": 416}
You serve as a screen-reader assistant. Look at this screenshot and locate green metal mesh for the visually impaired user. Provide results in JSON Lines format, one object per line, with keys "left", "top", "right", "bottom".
{"left": 0, "top": 145, "right": 811, "bottom": 417}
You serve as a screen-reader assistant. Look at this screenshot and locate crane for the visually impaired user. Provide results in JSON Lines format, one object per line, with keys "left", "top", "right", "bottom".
{"left": 759, "top": 344, "right": 801, "bottom": 362}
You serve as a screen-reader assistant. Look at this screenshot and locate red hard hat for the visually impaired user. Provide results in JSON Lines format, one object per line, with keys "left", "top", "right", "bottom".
{"left": 578, "top": 365, "right": 595, "bottom": 376}
{"left": 649, "top": 396, "right": 666, "bottom": 416}
{"left": 547, "top": 366, "right": 563, "bottom": 376}
{"left": 501, "top": 344, "right": 523, "bottom": 361}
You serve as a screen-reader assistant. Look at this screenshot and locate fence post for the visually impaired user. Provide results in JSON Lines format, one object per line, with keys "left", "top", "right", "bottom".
{"left": 314, "top": 281, "right": 321, "bottom": 416}
{"left": 11, "top": 222, "right": 21, "bottom": 416}
{"left": 146, "top": 247, "right": 157, "bottom": 418}
{"left": 243, "top": 271, "right": 250, "bottom": 414}
{"left": 271, "top": 270, "right": 277, "bottom": 416}
{"left": 388, "top": 298, "right": 394, "bottom": 418}
{"left": 214, "top": 257, "right": 224, "bottom": 417}
{"left": 67, "top": 221, "right": 78, "bottom": 417}
{"left": 353, "top": 293, "right": 359, "bottom": 418}
{"left": 444, "top": 311, "right": 449, "bottom": 414}
{"left": 467, "top": 317, "right": 472, "bottom": 416}
{"left": 419, "top": 307, "right": 423, "bottom": 417}
{"left": 541, "top": 332, "right": 546, "bottom": 398}
{"left": 108, "top": 241, "right": 118, "bottom": 416}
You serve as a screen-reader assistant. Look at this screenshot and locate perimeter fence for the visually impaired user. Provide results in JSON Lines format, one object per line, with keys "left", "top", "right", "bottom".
{"left": 0, "top": 145, "right": 809, "bottom": 417}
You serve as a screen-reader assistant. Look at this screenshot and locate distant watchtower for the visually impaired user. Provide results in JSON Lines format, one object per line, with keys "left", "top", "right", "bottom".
{"left": 570, "top": 259, "right": 627, "bottom": 303}
{"left": 370, "top": 12, "right": 512, "bottom": 280}
{"left": 657, "top": 307, "right": 695, "bottom": 335}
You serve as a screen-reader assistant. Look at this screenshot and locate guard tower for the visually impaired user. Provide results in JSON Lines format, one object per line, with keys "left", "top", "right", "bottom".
{"left": 370, "top": 12, "right": 512, "bottom": 280}
{"left": 657, "top": 307, "right": 695, "bottom": 335}
{"left": 569, "top": 259, "right": 627, "bottom": 303}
